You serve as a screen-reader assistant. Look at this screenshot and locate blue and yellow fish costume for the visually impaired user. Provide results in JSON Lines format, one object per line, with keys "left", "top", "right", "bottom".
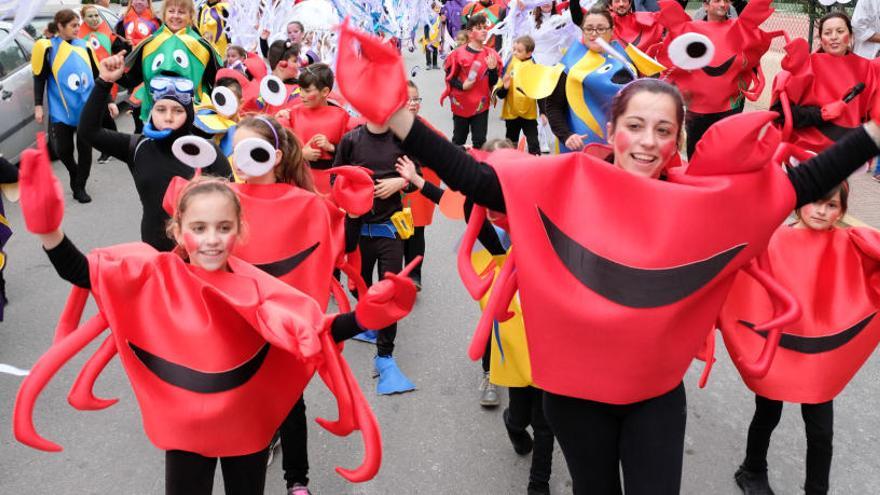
{"left": 197, "top": 1, "right": 231, "bottom": 56}
{"left": 32, "top": 37, "right": 99, "bottom": 126}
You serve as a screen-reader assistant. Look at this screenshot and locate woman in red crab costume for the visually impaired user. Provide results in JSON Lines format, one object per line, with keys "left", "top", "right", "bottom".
{"left": 717, "top": 182, "right": 880, "bottom": 495}
{"left": 608, "top": 0, "right": 664, "bottom": 55}
{"left": 12, "top": 139, "right": 416, "bottom": 492}
{"left": 333, "top": 20, "right": 880, "bottom": 494}
{"left": 656, "top": 0, "right": 781, "bottom": 158}
{"left": 772, "top": 12, "right": 879, "bottom": 154}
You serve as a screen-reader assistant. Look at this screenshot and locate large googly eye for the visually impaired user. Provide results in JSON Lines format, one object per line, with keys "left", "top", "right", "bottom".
{"left": 89, "top": 35, "right": 101, "bottom": 50}
{"left": 667, "top": 33, "right": 715, "bottom": 70}
{"left": 172, "top": 136, "right": 217, "bottom": 169}
{"left": 233, "top": 137, "right": 276, "bottom": 177}
{"left": 126, "top": 24, "right": 135, "bottom": 35}
{"left": 596, "top": 64, "right": 614, "bottom": 74}
{"left": 212, "top": 86, "right": 239, "bottom": 117}
{"left": 173, "top": 49, "right": 190, "bottom": 69}
{"left": 138, "top": 23, "right": 150, "bottom": 36}
{"left": 66, "top": 73, "right": 82, "bottom": 91}
{"left": 81, "top": 72, "right": 91, "bottom": 90}
{"left": 151, "top": 53, "right": 165, "bottom": 72}
{"left": 260, "top": 75, "right": 288, "bottom": 107}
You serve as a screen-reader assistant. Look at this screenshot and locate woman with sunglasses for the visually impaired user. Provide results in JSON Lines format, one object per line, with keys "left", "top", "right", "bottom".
{"left": 80, "top": 51, "right": 232, "bottom": 252}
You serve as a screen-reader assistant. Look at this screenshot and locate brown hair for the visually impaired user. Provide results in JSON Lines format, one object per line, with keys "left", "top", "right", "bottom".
{"left": 608, "top": 79, "right": 685, "bottom": 145}
{"left": 795, "top": 182, "right": 849, "bottom": 223}
{"left": 533, "top": 1, "right": 557, "bottom": 30}
{"left": 161, "top": 0, "right": 195, "bottom": 26}
{"left": 466, "top": 13, "right": 489, "bottom": 30}
{"left": 482, "top": 138, "right": 515, "bottom": 151}
{"left": 583, "top": 6, "right": 614, "bottom": 30}
{"left": 816, "top": 12, "right": 853, "bottom": 54}
{"left": 298, "top": 63, "right": 334, "bottom": 91}
{"left": 237, "top": 116, "right": 314, "bottom": 190}
{"left": 268, "top": 40, "right": 301, "bottom": 70}
{"left": 226, "top": 45, "right": 247, "bottom": 60}
{"left": 167, "top": 177, "right": 244, "bottom": 257}
{"left": 514, "top": 35, "right": 535, "bottom": 54}
{"left": 48, "top": 9, "right": 79, "bottom": 34}
{"left": 80, "top": 5, "right": 99, "bottom": 19}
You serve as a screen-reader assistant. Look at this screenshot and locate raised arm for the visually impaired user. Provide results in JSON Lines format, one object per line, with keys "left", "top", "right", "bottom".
{"left": 81, "top": 52, "right": 138, "bottom": 162}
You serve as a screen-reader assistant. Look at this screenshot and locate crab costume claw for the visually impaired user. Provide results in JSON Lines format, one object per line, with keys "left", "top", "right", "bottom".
{"left": 315, "top": 330, "right": 356, "bottom": 436}
{"left": 457, "top": 205, "right": 496, "bottom": 300}
{"left": 468, "top": 249, "right": 518, "bottom": 361}
{"left": 329, "top": 166, "right": 374, "bottom": 216}
{"left": 68, "top": 335, "right": 119, "bottom": 411}
{"left": 340, "top": 260, "right": 368, "bottom": 299}
{"left": 736, "top": 261, "right": 801, "bottom": 378}
{"left": 696, "top": 329, "right": 717, "bottom": 389}
{"left": 14, "top": 313, "right": 110, "bottom": 452}
{"left": 772, "top": 141, "right": 815, "bottom": 169}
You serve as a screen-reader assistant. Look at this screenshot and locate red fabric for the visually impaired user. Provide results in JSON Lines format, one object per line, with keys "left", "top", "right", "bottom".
{"left": 122, "top": 8, "right": 158, "bottom": 47}
{"left": 283, "top": 104, "right": 350, "bottom": 161}
{"left": 86, "top": 244, "right": 326, "bottom": 456}
{"left": 407, "top": 167, "right": 441, "bottom": 226}
{"left": 441, "top": 45, "right": 502, "bottom": 118}
{"left": 355, "top": 259, "right": 419, "bottom": 330}
{"left": 719, "top": 227, "right": 880, "bottom": 403}
{"left": 657, "top": 0, "right": 775, "bottom": 114}
{"left": 486, "top": 111, "right": 795, "bottom": 403}
{"left": 612, "top": 12, "right": 663, "bottom": 55}
{"left": 19, "top": 133, "right": 63, "bottom": 235}
{"left": 773, "top": 40, "right": 876, "bottom": 153}
{"left": 335, "top": 20, "right": 408, "bottom": 124}
{"left": 329, "top": 166, "right": 374, "bottom": 217}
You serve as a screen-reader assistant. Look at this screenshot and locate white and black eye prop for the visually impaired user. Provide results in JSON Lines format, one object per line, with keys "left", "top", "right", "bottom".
{"left": 233, "top": 137, "right": 276, "bottom": 177}
{"left": 66, "top": 73, "right": 83, "bottom": 91}
{"left": 89, "top": 36, "right": 102, "bottom": 51}
{"left": 172, "top": 136, "right": 217, "bottom": 169}
{"left": 173, "top": 49, "right": 190, "bottom": 69}
{"left": 151, "top": 53, "right": 165, "bottom": 72}
{"left": 667, "top": 33, "right": 715, "bottom": 70}
{"left": 212, "top": 86, "right": 239, "bottom": 117}
{"left": 260, "top": 75, "right": 288, "bottom": 107}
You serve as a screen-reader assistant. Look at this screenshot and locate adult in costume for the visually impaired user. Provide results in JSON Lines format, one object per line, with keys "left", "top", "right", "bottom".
{"left": 122, "top": 0, "right": 222, "bottom": 122}
{"left": 13, "top": 134, "right": 416, "bottom": 494}
{"left": 609, "top": 0, "right": 664, "bottom": 55}
{"left": 32, "top": 9, "right": 101, "bottom": 203}
{"left": 463, "top": 0, "right": 509, "bottom": 50}
{"left": 197, "top": 0, "right": 231, "bottom": 56}
{"left": 718, "top": 185, "right": 880, "bottom": 495}
{"left": 772, "top": 12, "right": 878, "bottom": 154}
{"left": 656, "top": 0, "right": 778, "bottom": 158}
{"left": 443, "top": 0, "right": 468, "bottom": 39}
{"left": 332, "top": 21, "right": 880, "bottom": 492}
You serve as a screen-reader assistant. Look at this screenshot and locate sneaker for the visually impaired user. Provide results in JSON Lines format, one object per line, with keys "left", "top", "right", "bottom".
{"left": 72, "top": 189, "right": 92, "bottom": 204}
{"left": 503, "top": 407, "right": 533, "bottom": 455}
{"left": 479, "top": 372, "right": 500, "bottom": 408}
{"left": 266, "top": 431, "right": 281, "bottom": 466}
{"left": 734, "top": 465, "right": 775, "bottom": 495}
{"left": 288, "top": 483, "right": 312, "bottom": 495}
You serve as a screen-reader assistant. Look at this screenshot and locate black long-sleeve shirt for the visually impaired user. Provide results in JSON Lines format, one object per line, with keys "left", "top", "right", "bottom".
{"left": 400, "top": 116, "right": 880, "bottom": 213}
{"left": 80, "top": 79, "right": 232, "bottom": 251}
{"left": 45, "top": 235, "right": 362, "bottom": 342}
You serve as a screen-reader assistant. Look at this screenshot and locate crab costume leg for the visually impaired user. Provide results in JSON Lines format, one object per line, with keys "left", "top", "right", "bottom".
{"left": 52, "top": 286, "right": 89, "bottom": 343}
{"left": 469, "top": 248, "right": 518, "bottom": 361}
{"left": 735, "top": 261, "right": 801, "bottom": 378}
{"left": 14, "top": 313, "right": 109, "bottom": 452}
{"left": 330, "top": 277, "right": 353, "bottom": 313}
{"left": 315, "top": 330, "right": 356, "bottom": 436}
{"left": 68, "top": 335, "right": 118, "bottom": 411}
{"left": 457, "top": 205, "right": 496, "bottom": 300}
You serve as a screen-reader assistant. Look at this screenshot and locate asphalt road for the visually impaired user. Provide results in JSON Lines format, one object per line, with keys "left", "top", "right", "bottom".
{"left": 2, "top": 50, "right": 880, "bottom": 495}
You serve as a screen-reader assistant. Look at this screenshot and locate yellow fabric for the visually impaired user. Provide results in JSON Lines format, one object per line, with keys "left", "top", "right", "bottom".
{"left": 471, "top": 249, "right": 532, "bottom": 387}
{"left": 30, "top": 39, "right": 52, "bottom": 74}
{"left": 565, "top": 50, "right": 606, "bottom": 138}
{"left": 624, "top": 43, "right": 666, "bottom": 76}
{"left": 198, "top": 2, "right": 229, "bottom": 55}
{"left": 142, "top": 28, "right": 173, "bottom": 60}
{"left": 418, "top": 18, "right": 443, "bottom": 49}
{"left": 391, "top": 208, "right": 415, "bottom": 239}
{"left": 496, "top": 57, "right": 538, "bottom": 120}
{"left": 515, "top": 61, "right": 565, "bottom": 100}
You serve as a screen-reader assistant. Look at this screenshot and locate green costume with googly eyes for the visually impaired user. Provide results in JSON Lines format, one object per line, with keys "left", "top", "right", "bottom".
{"left": 123, "top": 25, "right": 221, "bottom": 122}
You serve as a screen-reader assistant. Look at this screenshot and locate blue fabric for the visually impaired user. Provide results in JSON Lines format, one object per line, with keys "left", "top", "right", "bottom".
{"left": 375, "top": 355, "right": 416, "bottom": 395}
{"left": 360, "top": 221, "right": 398, "bottom": 239}
{"left": 45, "top": 38, "right": 94, "bottom": 126}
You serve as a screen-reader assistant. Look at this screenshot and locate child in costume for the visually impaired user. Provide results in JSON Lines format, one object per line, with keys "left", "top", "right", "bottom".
{"left": 260, "top": 21, "right": 320, "bottom": 67}
{"left": 14, "top": 132, "right": 416, "bottom": 493}
{"left": 493, "top": 35, "right": 541, "bottom": 155}
{"left": 224, "top": 45, "right": 247, "bottom": 70}
{"left": 718, "top": 183, "right": 880, "bottom": 495}
{"left": 80, "top": 51, "right": 232, "bottom": 252}
{"left": 114, "top": 0, "right": 159, "bottom": 134}
{"left": 248, "top": 40, "right": 302, "bottom": 115}
{"left": 277, "top": 64, "right": 350, "bottom": 195}
{"left": 442, "top": 13, "right": 503, "bottom": 150}
{"left": 332, "top": 22, "right": 880, "bottom": 491}
{"left": 32, "top": 9, "right": 101, "bottom": 204}
{"left": 771, "top": 12, "right": 878, "bottom": 155}
{"left": 462, "top": 0, "right": 508, "bottom": 51}
{"left": 121, "top": 0, "right": 222, "bottom": 124}
{"left": 419, "top": 3, "right": 445, "bottom": 70}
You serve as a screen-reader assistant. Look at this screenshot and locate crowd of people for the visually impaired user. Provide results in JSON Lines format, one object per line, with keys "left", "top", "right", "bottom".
{"left": 6, "top": 0, "right": 880, "bottom": 494}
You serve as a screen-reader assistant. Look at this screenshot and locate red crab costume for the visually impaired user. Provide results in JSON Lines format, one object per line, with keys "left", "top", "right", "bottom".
{"left": 458, "top": 111, "right": 802, "bottom": 404}
{"left": 772, "top": 37, "right": 878, "bottom": 153}
{"left": 613, "top": 11, "right": 664, "bottom": 56}
{"left": 656, "top": 0, "right": 779, "bottom": 114}
{"left": 441, "top": 45, "right": 503, "bottom": 118}
{"left": 719, "top": 226, "right": 880, "bottom": 403}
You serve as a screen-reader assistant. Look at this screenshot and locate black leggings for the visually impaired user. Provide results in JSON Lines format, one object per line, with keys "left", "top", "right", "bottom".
{"left": 425, "top": 45, "right": 438, "bottom": 67}
{"left": 49, "top": 122, "right": 91, "bottom": 192}
{"left": 165, "top": 447, "right": 269, "bottom": 495}
{"left": 280, "top": 397, "right": 309, "bottom": 488}
{"left": 508, "top": 386, "right": 555, "bottom": 489}
{"left": 131, "top": 105, "right": 144, "bottom": 134}
{"left": 403, "top": 226, "right": 426, "bottom": 282}
{"left": 359, "top": 235, "right": 404, "bottom": 356}
{"left": 452, "top": 111, "right": 490, "bottom": 150}
{"left": 505, "top": 117, "right": 540, "bottom": 155}
{"left": 742, "top": 395, "right": 834, "bottom": 495}
{"left": 542, "top": 383, "right": 687, "bottom": 495}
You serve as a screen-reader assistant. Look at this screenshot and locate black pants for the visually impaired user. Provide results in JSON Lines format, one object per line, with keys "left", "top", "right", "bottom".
{"left": 742, "top": 395, "right": 834, "bottom": 495}
{"left": 403, "top": 226, "right": 426, "bottom": 283}
{"left": 505, "top": 117, "right": 540, "bottom": 155}
{"left": 509, "top": 386, "right": 555, "bottom": 490}
{"left": 452, "top": 111, "right": 490, "bottom": 150}
{"left": 50, "top": 122, "right": 91, "bottom": 192}
{"left": 359, "top": 235, "right": 404, "bottom": 357}
{"left": 280, "top": 397, "right": 309, "bottom": 488}
{"left": 165, "top": 447, "right": 269, "bottom": 495}
{"left": 685, "top": 105, "right": 744, "bottom": 159}
{"left": 425, "top": 45, "right": 438, "bottom": 67}
{"left": 131, "top": 105, "right": 144, "bottom": 134}
{"left": 543, "top": 383, "right": 687, "bottom": 495}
